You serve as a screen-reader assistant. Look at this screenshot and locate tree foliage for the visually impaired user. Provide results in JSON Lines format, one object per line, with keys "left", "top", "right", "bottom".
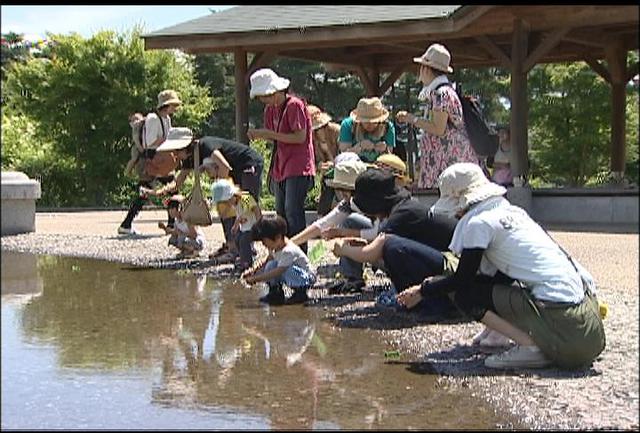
{"left": 2, "top": 28, "right": 213, "bottom": 206}
{"left": 2, "top": 25, "right": 638, "bottom": 209}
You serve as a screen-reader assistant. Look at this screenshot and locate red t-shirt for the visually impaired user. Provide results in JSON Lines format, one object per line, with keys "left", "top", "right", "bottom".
{"left": 264, "top": 96, "right": 315, "bottom": 182}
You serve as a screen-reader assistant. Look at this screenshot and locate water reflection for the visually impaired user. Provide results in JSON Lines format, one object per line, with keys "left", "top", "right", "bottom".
{"left": 2, "top": 252, "right": 504, "bottom": 429}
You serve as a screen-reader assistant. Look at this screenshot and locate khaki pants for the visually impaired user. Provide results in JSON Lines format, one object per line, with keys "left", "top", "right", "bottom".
{"left": 492, "top": 284, "right": 606, "bottom": 369}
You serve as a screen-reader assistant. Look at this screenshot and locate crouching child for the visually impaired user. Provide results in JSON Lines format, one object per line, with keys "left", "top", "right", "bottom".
{"left": 159, "top": 194, "right": 206, "bottom": 258}
{"left": 243, "top": 215, "right": 316, "bottom": 305}
{"left": 211, "top": 179, "right": 262, "bottom": 271}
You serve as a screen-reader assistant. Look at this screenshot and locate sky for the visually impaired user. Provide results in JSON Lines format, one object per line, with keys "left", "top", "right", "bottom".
{"left": 1, "top": 5, "right": 235, "bottom": 41}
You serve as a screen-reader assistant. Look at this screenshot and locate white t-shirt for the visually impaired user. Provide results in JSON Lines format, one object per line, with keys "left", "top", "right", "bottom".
{"left": 273, "top": 240, "right": 312, "bottom": 273}
{"left": 144, "top": 112, "right": 171, "bottom": 149}
{"left": 312, "top": 199, "right": 379, "bottom": 240}
{"left": 174, "top": 218, "right": 206, "bottom": 246}
{"left": 449, "top": 196, "right": 586, "bottom": 304}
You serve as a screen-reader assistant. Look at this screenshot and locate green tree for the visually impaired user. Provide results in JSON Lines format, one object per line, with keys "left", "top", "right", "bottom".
{"left": 3, "top": 27, "right": 213, "bottom": 206}
{"left": 527, "top": 62, "right": 612, "bottom": 186}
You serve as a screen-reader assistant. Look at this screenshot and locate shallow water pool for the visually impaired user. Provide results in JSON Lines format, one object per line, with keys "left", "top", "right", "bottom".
{"left": 1, "top": 251, "right": 505, "bottom": 429}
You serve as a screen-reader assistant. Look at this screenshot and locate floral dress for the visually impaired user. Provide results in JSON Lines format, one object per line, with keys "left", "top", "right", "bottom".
{"left": 418, "top": 86, "right": 478, "bottom": 189}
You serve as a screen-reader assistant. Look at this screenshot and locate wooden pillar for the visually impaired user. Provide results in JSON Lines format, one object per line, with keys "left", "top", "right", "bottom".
{"left": 605, "top": 41, "right": 627, "bottom": 180}
{"left": 510, "top": 19, "right": 529, "bottom": 181}
{"left": 234, "top": 49, "right": 249, "bottom": 144}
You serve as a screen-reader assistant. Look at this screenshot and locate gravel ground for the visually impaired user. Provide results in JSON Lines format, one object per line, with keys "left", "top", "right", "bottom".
{"left": 1, "top": 210, "right": 638, "bottom": 430}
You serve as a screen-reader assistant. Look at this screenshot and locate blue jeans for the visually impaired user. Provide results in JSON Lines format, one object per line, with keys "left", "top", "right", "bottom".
{"left": 382, "top": 234, "right": 454, "bottom": 316}
{"left": 236, "top": 230, "right": 254, "bottom": 268}
{"left": 382, "top": 234, "right": 445, "bottom": 291}
{"left": 273, "top": 175, "right": 314, "bottom": 253}
{"left": 339, "top": 213, "right": 373, "bottom": 281}
{"left": 262, "top": 260, "right": 316, "bottom": 289}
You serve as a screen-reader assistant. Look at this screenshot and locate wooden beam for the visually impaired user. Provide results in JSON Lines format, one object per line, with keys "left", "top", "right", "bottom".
{"left": 355, "top": 65, "right": 378, "bottom": 96}
{"left": 626, "top": 62, "right": 639, "bottom": 83}
{"left": 475, "top": 35, "right": 511, "bottom": 69}
{"left": 604, "top": 40, "right": 628, "bottom": 175}
{"left": 379, "top": 64, "right": 407, "bottom": 95}
{"left": 584, "top": 57, "right": 612, "bottom": 83}
{"left": 561, "top": 35, "right": 606, "bottom": 49}
{"left": 246, "top": 50, "right": 279, "bottom": 84}
{"left": 510, "top": 18, "right": 530, "bottom": 181}
{"left": 234, "top": 49, "right": 249, "bottom": 144}
{"left": 523, "top": 27, "right": 571, "bottom": 72}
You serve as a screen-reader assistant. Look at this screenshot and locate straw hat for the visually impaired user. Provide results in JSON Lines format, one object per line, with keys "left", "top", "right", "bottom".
{"left": 308, "top": 105, "right": 332, "bottom": 130}
{"left": 249, "top": 68, "right": 290, "bottom": 99}
{"left": 374, "top": 153, "right": 411, "bottom": 184}
{"left": 413, "top": 43, "right": 454, "bottom": 74}
{"left": 211, "top": 178, "right": 240, "bottom": 203}
{"left": 350, "top": 97, "right": 389, "bottom": 123}
{"left": 430, "top": 163, "right": 506, "bottom": 217}
{"left": 157, "top": 89, "right": 182, "bottom": 109}
{"left": 156, "top": 127, "right": 194, "bottom": 152}
{"left": 325, "top": 159, "right": 369, "bottom": 190}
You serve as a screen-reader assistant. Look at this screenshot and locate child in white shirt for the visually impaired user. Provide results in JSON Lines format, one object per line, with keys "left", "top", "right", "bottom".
{"left": 159, "top": 194, "right": 206, "bottom": 258}
{"left": 243, "top": 215, "right": 316, "bottom": 305}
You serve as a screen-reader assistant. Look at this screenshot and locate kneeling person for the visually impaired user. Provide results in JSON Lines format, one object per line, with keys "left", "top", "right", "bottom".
{"left": 244, "top": 216, "right": 317, "bottom": 305}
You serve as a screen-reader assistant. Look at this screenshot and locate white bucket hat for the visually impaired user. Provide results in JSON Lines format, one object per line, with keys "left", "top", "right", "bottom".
{"left": 249, "top": 68, "right": 290, "bottom": 99}
{"left": 155, "top": 127, "right": 193, "bottom": 152}
{"left": 431, "top": 163, "right": 506, "bottom": 216}
{"left": 211, "top": 178, "right": 239, "bottom": 203}
{"left": 325, "top": 159, "right": 369, "bottom": 190}
{"left": 413, "top": 43, "right": 454, "bottom": 74}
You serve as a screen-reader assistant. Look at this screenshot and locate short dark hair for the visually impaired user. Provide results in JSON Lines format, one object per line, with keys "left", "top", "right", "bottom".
{"left": 251, "top": 215, "right": 287, "bottom": 242}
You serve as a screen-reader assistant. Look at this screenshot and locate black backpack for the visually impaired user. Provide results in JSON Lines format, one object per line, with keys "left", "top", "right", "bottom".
{"left": 435, "top": 83, "right": 498, "bottom": 157}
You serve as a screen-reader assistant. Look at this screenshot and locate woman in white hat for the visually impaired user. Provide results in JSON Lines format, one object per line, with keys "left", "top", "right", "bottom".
{"left": 247, "top": 68, "right": 316, "bottom": 252}
{"left": 397, "top": 163, "right": 605, "bottom": 370}
{"left": 396, "top": 43, "right": 478, "bottom": 189}
{"left": 290, "top": 153, "right": 374, "bottom": 294}
{"left": 338, "top": 97, "right": 396, "bottom": 163}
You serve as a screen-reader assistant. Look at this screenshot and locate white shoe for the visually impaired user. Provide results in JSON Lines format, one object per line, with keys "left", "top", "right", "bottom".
{"left": 118, "top": 226, "right": 139, "bottom": 235}
{"left": 478, "top": 330, "right": 512, "bottom": 348}
{"left": 484, "top": 345, "right": 552, "bottom": 369}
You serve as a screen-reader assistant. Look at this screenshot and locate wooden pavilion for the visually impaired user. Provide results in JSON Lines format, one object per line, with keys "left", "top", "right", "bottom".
{"left": 143, "top": 5, "right": 639, "bottom": 185}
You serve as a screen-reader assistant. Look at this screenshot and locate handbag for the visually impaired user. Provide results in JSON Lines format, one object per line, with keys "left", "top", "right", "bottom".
{"left": 182, "top": 141, "right": 213, "bottom": 227}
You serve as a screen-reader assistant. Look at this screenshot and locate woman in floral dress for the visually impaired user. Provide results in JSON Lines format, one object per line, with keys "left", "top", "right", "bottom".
{"left": 396, "top": 43, "right": 478, "bottom": 189}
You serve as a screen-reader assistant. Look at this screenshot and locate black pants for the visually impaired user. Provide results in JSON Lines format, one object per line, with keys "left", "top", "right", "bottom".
{"left": 120, "top": 175, "right": 175, "bottom": 229}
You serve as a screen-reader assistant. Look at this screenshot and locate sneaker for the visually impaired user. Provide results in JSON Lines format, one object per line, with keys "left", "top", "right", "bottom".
{"left": 484, "top": 345, "right": 552, "bottom": 369}
{"left": 285, "top": 287, "right": 309, "bottom": 305}
{"left": 117, "top": 226, "right": 139, "bottom": 235}
{"left": 375, "top": 287, "right": 404, "bottom": 311}
{"left": 327, "top": 278, "right": 365, "bottom": 295}
{"left": 259, "top": 286, "right": 285, "bottom": 305}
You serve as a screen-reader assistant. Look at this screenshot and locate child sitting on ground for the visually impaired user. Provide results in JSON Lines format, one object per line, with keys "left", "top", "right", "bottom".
{"left": 158, "top": 194, "right": 206, "bottom": 258}
{"left": 243, "top": 215, "right": 316, "bottom": 305}
{"left": 211, "top": 179, "right": 262, "bottom": 271}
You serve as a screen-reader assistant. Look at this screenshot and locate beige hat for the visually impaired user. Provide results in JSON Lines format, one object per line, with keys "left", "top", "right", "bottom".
{"left": 155, "top": 127, "right": 194, "bottom": 152}
{"left": 249, "top": 68, "right": 290, "bottom": 99}
{"left": 325, "top": 159, "right": 369, "bottom": 190}
{"left": 430, "top": 163, "right": 506, "bottom": 217}
{"left": 308, "top": 105, "right": 332, "bottom": 130}
{"left": 413, "top": 43, "right": 454, "bottom": 74}
{"left": 157, "top": 89, "right": 182, "bottom": 109}
{"left": 350, "top": 97, "right": 389, "bottom": 123}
